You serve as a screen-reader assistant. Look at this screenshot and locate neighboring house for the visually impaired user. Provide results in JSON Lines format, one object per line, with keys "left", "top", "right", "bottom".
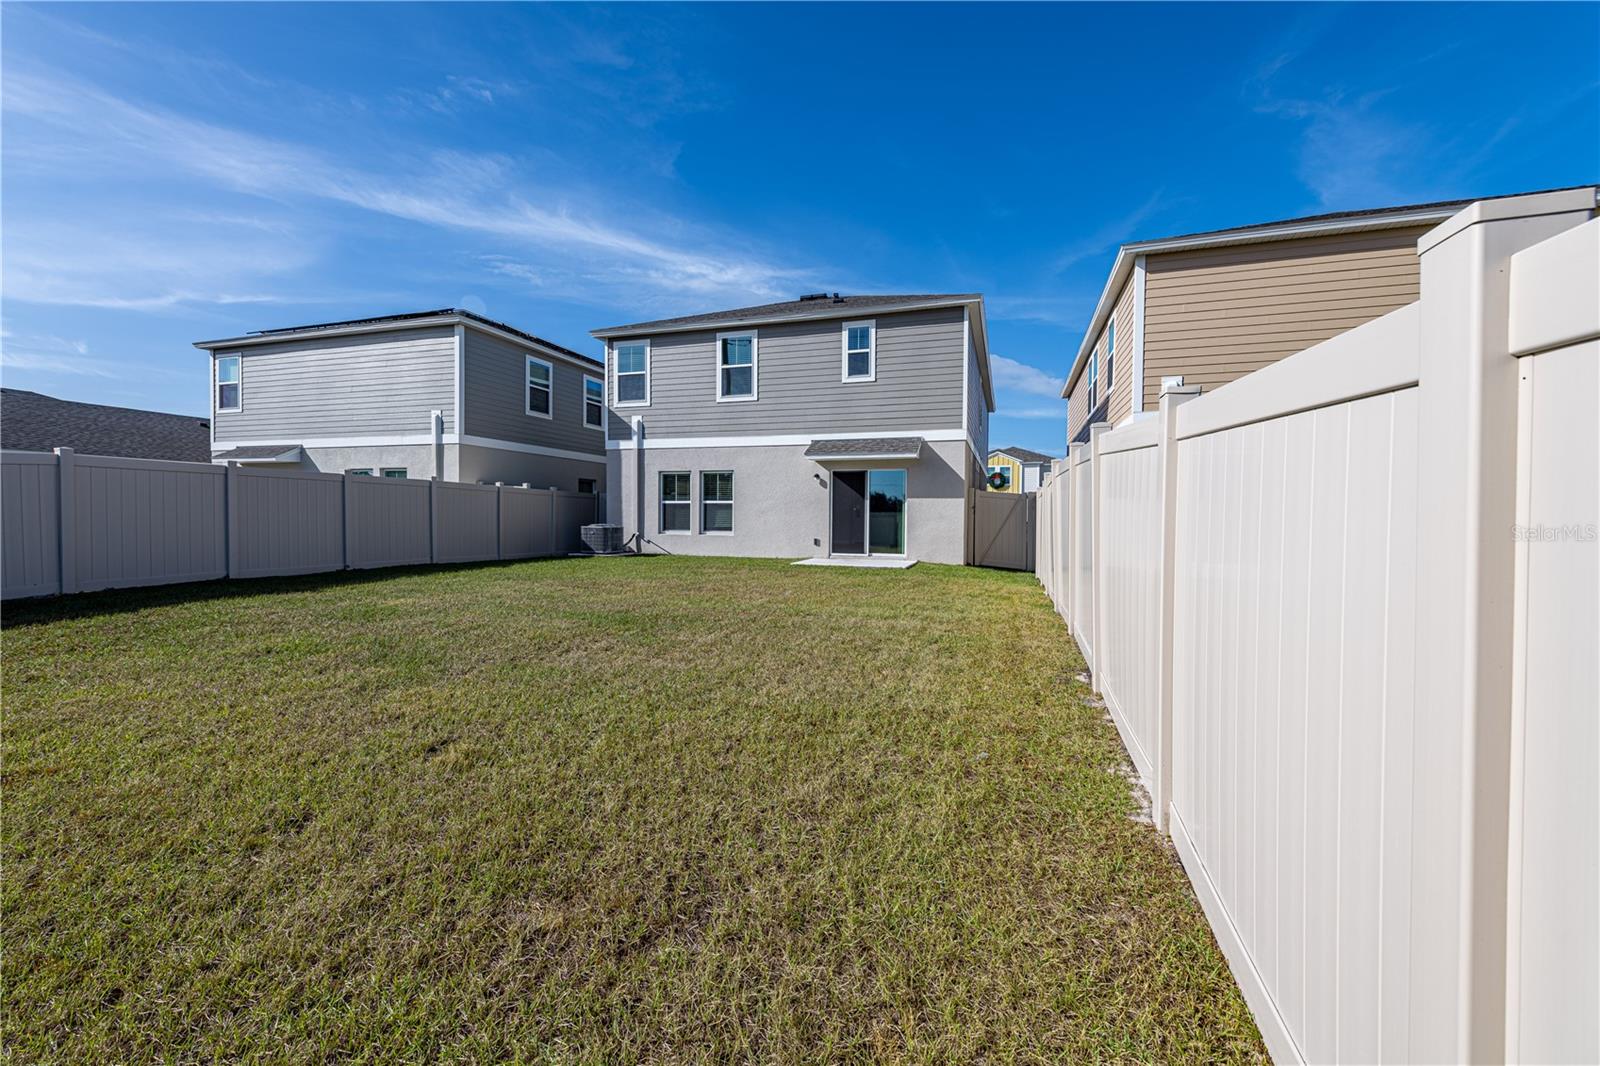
{"left": 986, "top": 446, "right": 1054, "bottom": 493}
{"left": 0, "top": 388, "right": 211, "bottom": 462}
{"left": 592, "top": 293, "right": 995, "bottom": 565}
{"left": 1061, "top": 187, "right": 1590, "bottom": 443}
{"left": 194, "top": 309, "right": 607, "bottom": 491}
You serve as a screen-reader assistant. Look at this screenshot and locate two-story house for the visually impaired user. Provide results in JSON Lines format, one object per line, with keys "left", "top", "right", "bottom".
{"left": 591, "top": 293, "right": 995, "bottom": 565}
{"left": 1061, "top": 193, "right": 1515, "bottom": 442}
{"left": 195, "top": 309, "right": 607, "bottom": 491}
{"left": 986, "top": 446, "right": 1054, "bottom": 494}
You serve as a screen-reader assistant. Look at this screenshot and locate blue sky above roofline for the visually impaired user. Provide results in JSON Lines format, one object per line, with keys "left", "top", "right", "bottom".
{"left": 2, "top": 2, "right": 1596, "bottom": 457}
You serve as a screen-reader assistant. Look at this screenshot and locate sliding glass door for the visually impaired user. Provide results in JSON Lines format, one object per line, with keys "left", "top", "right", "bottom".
{"left": 830, "top": 469, "right": 907, "bottom": 556}
{"left": 866, "top": 470, "right": 906, "bottom": 555}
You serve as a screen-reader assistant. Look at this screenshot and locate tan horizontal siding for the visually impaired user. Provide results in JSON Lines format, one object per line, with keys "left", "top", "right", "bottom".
{"left": 1106, "top": 277, "right": 1136, "bottom": 425}
{"left": 1141, "top": 225, "right": 1430, "bottom": 411}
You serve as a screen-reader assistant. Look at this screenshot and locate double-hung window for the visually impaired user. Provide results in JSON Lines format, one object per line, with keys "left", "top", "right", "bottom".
{"left": 526, "top": 355, "right": 553, "bottom": 418}
{"left": 216, "top": 355, "right": 241, "bottom": 412}
{"left": 1106, "top": 319, "right": 1115, "bottom": 394}
{"left": 583, "top": 375, "right": 605, "bottom": 429}
{"left": 660, "top": 472, "right": 691, "bottom": 533}
{"left": 716, "top": 331, "right": 756, "bottom": 401}
{"left": 615, "top": 341, "right": 649, "bottom": 405}
{"left": 701, "top": 471, "right": 733, "bottom": 533}
{"left": 842, "top": 320, "right": 875, "bottom": 382}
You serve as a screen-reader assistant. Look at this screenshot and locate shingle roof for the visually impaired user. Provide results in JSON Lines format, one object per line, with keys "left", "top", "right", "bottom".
{"left": 213, "top": 444, "right": 302, "bottom": 461}
{"left": 992, "top": 445, "right": 1055, "bottom": 464}
{"left": 1, "top": 389, "right": 212, "bottom": 462}
{"left": 594, "top": 294, "right": 981, "bottom": 337}
{"left": 803, "top": 436, "right": 925, "bottom": 460}
{"left": 197, "top": 308, "right": 602, "bottom": 368}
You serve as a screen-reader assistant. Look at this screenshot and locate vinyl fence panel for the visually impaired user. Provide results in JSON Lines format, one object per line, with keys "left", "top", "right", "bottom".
{"left": 432, "top": 481, "right": 500, "bottom": 564}
{"left": 1503, "top": 219, "right": 1600, "bottom": 1066}
{"left": 345, "top": 475, "right": 431, "bottom": 570}
{"left": 553, "top": 492, "right": 597, "bottom": 553}
{"left": 230, "top": 465, "right": 343, "bottom": 579}
{"left": 1093, "top": 422, "right": 1162, "bottom": 783}
{"left": 499, "top": 485, "right": 555, "bottom": 559}
{"left": 1, "top": 451, "right": 61, "bottom": 600}
{"left": 70, "top": 454, "right": 227, "bottom": 592}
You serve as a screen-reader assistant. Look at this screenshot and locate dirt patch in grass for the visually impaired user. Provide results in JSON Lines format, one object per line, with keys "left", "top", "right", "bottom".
{"left": 2, "top": 556, "right": 1264, "bottom": 1062}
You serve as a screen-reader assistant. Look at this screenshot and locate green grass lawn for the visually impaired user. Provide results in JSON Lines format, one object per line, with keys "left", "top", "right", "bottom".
{"left": 2, "top": 557, "right": 1263, "bottom": 1063}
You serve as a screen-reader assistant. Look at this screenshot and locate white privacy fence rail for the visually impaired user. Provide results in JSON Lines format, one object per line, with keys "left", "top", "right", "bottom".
{"left": 1034, "top": 191, "right": 1598, "bottom": 1065}
{"left": 1, "top": 455, "right": 600, "bottom": 600}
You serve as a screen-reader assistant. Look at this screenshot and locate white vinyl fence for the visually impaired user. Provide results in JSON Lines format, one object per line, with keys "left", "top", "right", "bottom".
{"left": 1, "top": 455, "right": 600, "bottom": 600}
{"left": 1034, "top": 190, "right": 1598, "bottom": 1065}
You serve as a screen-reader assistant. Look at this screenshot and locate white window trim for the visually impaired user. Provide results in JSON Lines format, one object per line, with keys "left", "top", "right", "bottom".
{"left": 525, "top": 354, "right": 554, "bottom": 420}
{"left": 659, "top": 470, "right": 692, "bottom": 535}
{"left": 715, "top": 330, "right": 758, "bottom": 403}
{"left": 346, "top": 468, "right": 375, "bottom": 476}
{"left": 582, "top": 373, "right": 605, "bottom": 430}
{"left": 380, "top": 468, "right": 408, "bottom": 479}
{"left": 215, "top": 353, "right": 242, "bottom": 413}
{"left": 840, "top": 318, "right": 877, "bottom": 383}
{"left": 699, "top": 470, "right": 734, "bottom": 535}
{"left": 613, "top": 339, "right": 650, "bottom": 408}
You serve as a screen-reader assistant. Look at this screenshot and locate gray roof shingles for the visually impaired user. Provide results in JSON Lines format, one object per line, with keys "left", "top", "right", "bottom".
{"left": 1, "top": 389, "right": 212, "bottom": 463}
{"left": 595, "top": 294, "right": 980, "bottom": 336}
{"left": 803, "top": 436, "right": 925, "bottom": 460}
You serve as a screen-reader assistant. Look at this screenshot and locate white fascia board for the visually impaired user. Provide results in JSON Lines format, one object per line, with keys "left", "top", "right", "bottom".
{"left": 1058, "top": 204, "right": 1464, "bottom": 398}
{"left": 608, "top": 428, "right": 968, "bottom": 451}
{"left": 214, "top": 432, "right": 605, "bottom": 465}
{"left": 194, "top": 315, "right": 604, "bottom": 375}
{"left": 591, "top": 297, "right": 984, "bottom": 340}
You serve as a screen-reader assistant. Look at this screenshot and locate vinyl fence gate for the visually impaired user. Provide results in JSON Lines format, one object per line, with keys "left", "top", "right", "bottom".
{"left": 971, "top": 489, "right": 1034, "bottom": 571}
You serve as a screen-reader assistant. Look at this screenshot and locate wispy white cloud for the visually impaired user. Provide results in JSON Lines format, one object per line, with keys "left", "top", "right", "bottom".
{"left": 2, "top": 68, "right": 833, "bottom": 312}
{"left": 1050, "top": 189, "right": 1169, "bottom": 272}
{"left": 990, "top": 353, "right": 1063, "bottom": 398}
{"left": 1, "top": 350, "right": 123, "bottom": 377}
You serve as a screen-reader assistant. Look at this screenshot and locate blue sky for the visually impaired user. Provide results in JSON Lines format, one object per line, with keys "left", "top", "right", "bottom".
{"left": 3, "top": 2, "right": 1595, "bottom": 456}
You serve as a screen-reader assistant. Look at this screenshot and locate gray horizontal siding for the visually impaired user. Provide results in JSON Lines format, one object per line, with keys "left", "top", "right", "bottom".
{"left": 606, "top": 306, "right": 966, "bottom": 439}
{"left": 213, "top": 327, "right": 456, "bottom": 441}
{"left": 967, "top": 340, "right": 988, "bottom": 461}
{"left": 462, "top": 329, "right": 605, "bottom": 455}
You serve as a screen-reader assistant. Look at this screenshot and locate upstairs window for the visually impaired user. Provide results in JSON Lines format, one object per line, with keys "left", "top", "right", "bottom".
{"left": 216, "top": 355, "right": 241, "bottom": 412}
{"left": 842, "top": 320, "right": 876, "bottom": 381}
{"left": 716, "top": 331, "right": 757, "bottom": 401}
{"left": 660, "top": 471, "right": 691, "bottom": 532}
{"left": 583, "top": 375, "right": 604, "bottom": 429}
{"left": 526, "top": 355, "right": 553, "bottom": 418}
{"left": 1087, "top": 347, "right": 1098, "bottom": 412}
{"left": 701, "top": 471, "right": 734, "bottom": 533}
{"left": 615, "top": 341, "right": 649, "bottom": 405}
{"left": 1106, "top": 319, "right": 1115, "bottom": 393}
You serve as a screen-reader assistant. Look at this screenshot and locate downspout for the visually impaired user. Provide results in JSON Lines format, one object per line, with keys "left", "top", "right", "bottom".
{"left": 631, "top": 414, "right": 645, "bottom": 553}
{"left": 431, "top": 409, "right": 444, "bottom": 480}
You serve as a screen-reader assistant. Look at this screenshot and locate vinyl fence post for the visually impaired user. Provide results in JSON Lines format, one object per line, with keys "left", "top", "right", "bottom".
{"left": 1153, "top": 385, "right": 1201, "bottom": 836}
{"left": 547, "top": 488, "right": 556, "bottom": 556}
{"left": 1088, "top": 422, "right": 1109, "bottom": 695}
{"left": 428, "top": 479, "right": 439, "bottom": 564}
{"left": 225, "top": 461, "right": 241, "bottom": 579}
{"left": 495, "top": 483, "right": 504, "bottom": 561}
{"left": 341, "top": 473, "right": 352, "bottom": 570}
{"left": 54, "top": 448, "right": 76, "bottom": 595}
{"left": 1406, "top": 189, "right": 1594, "bottom": 1062}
